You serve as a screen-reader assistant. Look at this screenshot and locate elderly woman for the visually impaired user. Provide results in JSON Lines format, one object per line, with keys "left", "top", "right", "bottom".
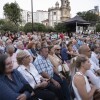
{"left": 0, "top": 54, "right": 34, "bottom": 100}
{"left": 6, "top": 45, "right": 18, "bottom": 69}
{"left": 72, "top": 55, "right": 97, "bottom": 100}
{"left": 17, "top": 51, "right": 59, "bottom": 100}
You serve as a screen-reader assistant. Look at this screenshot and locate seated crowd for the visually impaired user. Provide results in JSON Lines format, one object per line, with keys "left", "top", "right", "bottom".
{"left": 0, "top": 32, "right": 100, "bottom": 100}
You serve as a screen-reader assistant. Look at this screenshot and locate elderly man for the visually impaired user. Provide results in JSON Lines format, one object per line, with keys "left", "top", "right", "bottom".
{"left": 34, "top": 43, "right": 71, "bottom": 100}
{"left": 78, "top": 44, "right": 100, "bottom": 89}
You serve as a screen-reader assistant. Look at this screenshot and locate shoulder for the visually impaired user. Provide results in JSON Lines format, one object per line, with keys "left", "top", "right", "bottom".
{"left": 74, "top": 74, "right": 86, "bottom": 86}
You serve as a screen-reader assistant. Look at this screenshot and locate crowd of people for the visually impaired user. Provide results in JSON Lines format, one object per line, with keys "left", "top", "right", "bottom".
{"left": 0, "top": 31, "right": 100, "bottom": 100}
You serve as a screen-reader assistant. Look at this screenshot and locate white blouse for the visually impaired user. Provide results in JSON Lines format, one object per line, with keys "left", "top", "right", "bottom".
{"left": 72, "top": 72, "right": 92, "bottom": 100}
{"left": 17, "top": 63, "right": 42, "bottom": 88}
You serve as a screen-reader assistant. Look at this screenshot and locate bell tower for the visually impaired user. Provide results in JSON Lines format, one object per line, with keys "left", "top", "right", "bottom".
{"left": 60, "top": 0, "right": 71, "bottom": 21}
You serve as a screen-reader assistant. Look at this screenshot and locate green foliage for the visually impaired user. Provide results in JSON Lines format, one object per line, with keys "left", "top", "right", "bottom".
{"left": 46, "top": 26, "right": 55, "bottom": 32}
{"left": 24, "top": 22, "right": 47, "bottom": 33}
{"left": 0, "top": 19, "right": 5, "bottom": 25}
{"left": 24, "top": 22, "right": 32, "bottom": 33}
{"left": 1, "top": 21, "right": 17, "bottom": 32}
{"left": 3, "top": 2, "right": 22, "bottom": 26}
{"left": 54, "top": 23, "right": 67, "bottom": 32}
{"left": 77, "top": 11, "right": 100, "bottom": 24}
{"left": 96, "top": 23, "right": 100, "bottom": 32}
{"left": 19, "top": 26, "right": 24, "bottom": 31}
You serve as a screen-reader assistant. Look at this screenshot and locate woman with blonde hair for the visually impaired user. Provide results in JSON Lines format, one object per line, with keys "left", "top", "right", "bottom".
{"left": 72, "top": 55, "right": 96, "bottom": 100}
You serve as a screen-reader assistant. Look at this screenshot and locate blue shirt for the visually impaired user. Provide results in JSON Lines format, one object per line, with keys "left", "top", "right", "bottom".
{"left": 61, "top": 47, "right": 68, "bottom": 62}
{"left": 34, "top": 55, "right": 54, "bottom": 77}
{"left": 0, "top": 70, "right": 31, "bottom": 100}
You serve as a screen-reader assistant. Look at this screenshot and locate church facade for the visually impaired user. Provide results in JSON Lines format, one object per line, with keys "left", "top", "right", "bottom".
{"left": 48, "top": 0, "right": 71, "bottom": 27}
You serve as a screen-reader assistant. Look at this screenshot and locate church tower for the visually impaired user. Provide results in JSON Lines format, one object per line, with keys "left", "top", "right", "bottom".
{"left": 60, "top": 0, "right": 71, "bottom": 22}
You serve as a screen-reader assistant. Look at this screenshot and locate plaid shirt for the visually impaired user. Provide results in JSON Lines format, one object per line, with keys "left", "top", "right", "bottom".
{"left": 34, "top": 55, "right": 54, "bottom": 77}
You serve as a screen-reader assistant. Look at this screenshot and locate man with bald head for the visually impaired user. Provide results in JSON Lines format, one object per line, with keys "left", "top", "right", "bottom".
{"left": 78, "top": 44, "right": 100, "bottom": 89}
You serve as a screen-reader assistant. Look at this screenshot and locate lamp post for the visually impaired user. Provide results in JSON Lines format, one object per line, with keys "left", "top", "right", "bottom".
{"left": 31, "top": 0, "right": 34, "bottom": 34}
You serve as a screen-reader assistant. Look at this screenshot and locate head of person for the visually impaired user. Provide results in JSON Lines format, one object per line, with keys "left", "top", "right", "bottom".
{"left": 16, "top": 51, "right": 30, "bottom": 66}
{"left": 0, "top": 39, "right": 3, "bottom": 46}
{"left": 72, "top": 39, "right": 77, "bottom": 45}
{"left": 6, "top": 45, "right": 15, "bottom": 56}
{"left": 91, "top": 44, "right": 100, "bottom": 53}
{"left": 39, "top": 42, "right": 48, "bottom": 58}
{"left": 27, "top": 41, "right": 36, "bottom": 49}
{"left": 67, "top": 41, "right": 73, "bottom": 47}
{"left": 54, "top": 45, "right": 61, "bottom": 55}
{"left": 0, "top": 54, "right": 13, "bottom": 75}
{"left": 16, "top": 41, "right": 24, "bottom": 50}
{"left": 78, "top": 44, "right": 91, "bottom": 58}
{"left": 6, "top": 39, "right": 12, "bottom": 45}
{"left": 35, "top": 42, "right": 41, "bottom": 51}
{"left": 76, "top": 55, "right": 91, "bottom": 71}
{"left": 48, "top": 45, "right": 55, "bottom": 54}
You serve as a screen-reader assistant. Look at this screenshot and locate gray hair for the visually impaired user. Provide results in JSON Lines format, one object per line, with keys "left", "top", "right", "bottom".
{"left": 6, "top": 45, "right": 15, "bottom": 52}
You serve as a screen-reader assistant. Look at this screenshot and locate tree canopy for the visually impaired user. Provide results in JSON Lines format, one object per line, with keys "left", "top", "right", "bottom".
{"left": 3, "top": 2, "right": 22, "bottom": 26}
{"left": 77, "top": 11, "right": 100, "bottom": 24}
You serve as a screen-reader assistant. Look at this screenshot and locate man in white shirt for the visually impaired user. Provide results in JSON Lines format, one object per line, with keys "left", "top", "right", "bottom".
{"left": 79, "top": 45, "right": 100, "bottom": 89}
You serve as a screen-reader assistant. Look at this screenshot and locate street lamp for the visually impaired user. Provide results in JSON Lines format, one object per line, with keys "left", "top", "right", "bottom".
{"left": 31, "top": 0, "right": 34, "bottom": 33}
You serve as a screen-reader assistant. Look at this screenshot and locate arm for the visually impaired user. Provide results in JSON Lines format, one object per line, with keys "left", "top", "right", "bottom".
{"left": 86, "top": 70, "right": 100, "bottom": 89}
{"left": 74, "top": 75, "right": 96, "bottom": 100}
{"left": 0, "top": 80, "right": 20, "bottom": 100}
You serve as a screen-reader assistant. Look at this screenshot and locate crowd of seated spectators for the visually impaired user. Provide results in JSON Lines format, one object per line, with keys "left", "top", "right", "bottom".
{"left": 0, "top": 32, "right": 100, "bottom": 100}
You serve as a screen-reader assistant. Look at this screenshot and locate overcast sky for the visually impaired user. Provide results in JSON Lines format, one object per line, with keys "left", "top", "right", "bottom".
{"left": 0, "top": 0, "right": 100, "bottom": 18}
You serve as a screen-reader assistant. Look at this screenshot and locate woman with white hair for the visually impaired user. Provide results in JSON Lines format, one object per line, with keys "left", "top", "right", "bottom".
{"left": 17, "top": 51, "right": 59, "bottom": 100}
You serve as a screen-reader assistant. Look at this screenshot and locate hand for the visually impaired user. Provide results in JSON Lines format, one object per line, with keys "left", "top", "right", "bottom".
{"left": 52, "top": 80, "right": 61, "bottom": 88}
{"left": 59, "top": 74, "right": 66, "bottom": 80}
{"left": 39, "top": 81, "right": 48, "bottom": 88}
{"left": 91, "top": 85, "right": 97, "bottom": 91}
{"left": 40, "top": 78, "right": 50, "bottom": 82}
{"left": 17, "top": 94, "right": 27, "bottom": 100}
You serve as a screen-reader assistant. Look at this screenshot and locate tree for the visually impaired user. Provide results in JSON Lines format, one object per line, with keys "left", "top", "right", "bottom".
{"left": 77, "top": 11, "right": 100, "bottom": 24}
{"left": 3, "top": 2, "right": 22, "bottom": 26}
{"left": 96, "top": 23, "right": 100, "bottom": 32}
{"left": 24, "top": 22, "right": 32, "bottom": 33}
{"left": 1, "top": 21, "right": 17, "bottom": 32}
{"left": 0, "top": 19, "right": 5, "bottom": 25}
{"left": 54, "top": 23, "right": 67, "bottom": 32}
{"left": 46, "top": 26, "right": 55, "bottom": 32}
{"left": 24, "top": 22, "right": 47, "bottom": 33}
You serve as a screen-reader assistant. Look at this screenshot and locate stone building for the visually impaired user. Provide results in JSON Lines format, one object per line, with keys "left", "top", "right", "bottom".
{"left": 48, "top": 0, "right": 71, "bottom": 27}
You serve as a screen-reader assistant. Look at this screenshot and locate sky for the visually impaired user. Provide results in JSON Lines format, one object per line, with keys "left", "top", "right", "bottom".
{"left": 0, "top": 0, "right": 100, "bottom": 18}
